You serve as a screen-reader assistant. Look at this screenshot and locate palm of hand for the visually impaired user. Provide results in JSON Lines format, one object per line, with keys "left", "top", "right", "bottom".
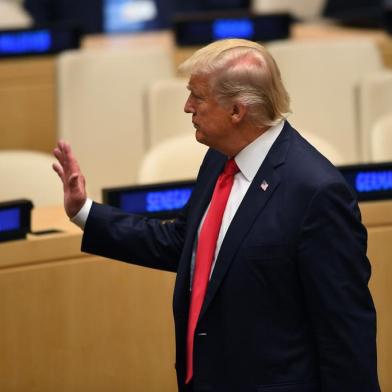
{"left": 53, "top": 141, "right": 87, "bottom": 218}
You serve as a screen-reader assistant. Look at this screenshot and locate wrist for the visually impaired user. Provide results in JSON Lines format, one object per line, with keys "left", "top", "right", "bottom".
{"left": 70, "top": 198, "right": 92, "bottom": 229}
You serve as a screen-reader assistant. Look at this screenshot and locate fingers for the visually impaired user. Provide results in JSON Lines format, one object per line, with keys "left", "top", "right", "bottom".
{"left": 53, "top": 147, "right": 64, "bottom": 170}
{"left": 61, "top": 141, "right": 81, "bottom": 174}
{"left": 52, "top": 162, "right": 65, "bottom": 182}
{"left": 53, "top": 140, "right": 82, "bottom": 180}
{"left": 53, "top": 141, "right": 67, "bottom": 173}
{"left": 53, "top": 141, "right": 88, "bottom": 216}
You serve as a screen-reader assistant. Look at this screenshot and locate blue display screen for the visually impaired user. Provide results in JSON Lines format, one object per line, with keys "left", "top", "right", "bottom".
{"left": 339, "top": 163, "right": 392, "bottom": 201}
{"left": 175, "top": 14, "right": 291, "bottom": 46}
{"left": 213, "top": 18, "right": 254, "bottom": 40}
{"left": 0, "top": 28, "right": 80, "bottom": 58}
{"left": 0, "top": 30, "right": 51, "bottom": 55}
{"left": 0, "top": 208, "right": 20, "bottom": 232}
{"left": 355, "top": 171, "right": 392, "bottom": 192}
{"left": 120, "top": 187, "right": 193, "bottom": 214}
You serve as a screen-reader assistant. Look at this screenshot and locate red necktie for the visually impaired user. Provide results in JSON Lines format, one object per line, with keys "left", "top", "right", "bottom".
{"left": 186, "top": 158, "right": 239, "bottom": 384}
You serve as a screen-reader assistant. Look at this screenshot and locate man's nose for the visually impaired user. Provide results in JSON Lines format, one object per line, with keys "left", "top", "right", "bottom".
{"left": 184, "top": 97, "right": 194, "bottom": 114}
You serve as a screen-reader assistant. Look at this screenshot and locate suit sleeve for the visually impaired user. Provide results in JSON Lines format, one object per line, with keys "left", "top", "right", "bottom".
{"left": 81, "top": 202, "right": 188, "bottom": 272}
{"left": 80, "top": 148, "right": 220, "bottom": 273}
{"left": 297, "top": 181, "right": 380, "bottom": 391}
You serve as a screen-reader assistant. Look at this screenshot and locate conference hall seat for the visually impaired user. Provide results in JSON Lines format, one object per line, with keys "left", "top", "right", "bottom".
{"left": 0, "top": 150, "right": 63, "bottom": 207}
{"left": 57, "top": 47, "right": 174, "bottom": 201}
{"left": 267, "top": 39, "right": 383, "bottom": 164}
{"left": 0, "top": 1, "right": 32, "bottom": 29}
{"left": 251, "top": 0, "right": 326, "bottom": 20}
{"left": 359, "top": 71, "right": 392, "bottom": 161}
{"left": 146, "top": 78, "right": 192, "bottom": 148}
{"left": 137, "top": 134, "right": 207, "bottom": 184}
{"left": 370, "top": 113, "right": 392, "bottom": 162}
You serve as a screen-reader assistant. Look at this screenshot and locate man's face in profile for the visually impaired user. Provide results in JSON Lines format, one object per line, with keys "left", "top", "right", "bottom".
{"left": 184, "top": 74, "right": 234, "bottom": 152}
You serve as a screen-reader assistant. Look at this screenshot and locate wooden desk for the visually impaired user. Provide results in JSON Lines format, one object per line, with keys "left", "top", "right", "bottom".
{"left": 0, "top": 202, "right": 391, "bottom": 391}
{"left": 360, "top": 201, "right": 392, "bottom": 392}
{"left": 0, "top": 207, "right": 177, "bottom": 392}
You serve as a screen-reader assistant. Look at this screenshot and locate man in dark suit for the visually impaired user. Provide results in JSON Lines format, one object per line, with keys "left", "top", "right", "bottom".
{"left": 53, "top": 39, "right": 380, "bottom": 391}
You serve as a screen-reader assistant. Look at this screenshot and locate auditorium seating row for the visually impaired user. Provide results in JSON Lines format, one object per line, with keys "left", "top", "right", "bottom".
{"left": 1, "top": 38, "right": 392, "bottom": 207}
{"left": 146, "top": 40, "right": 392, "bottom": 164}
{"left": 57, "top": 39, "right": 392, "bottom": 199}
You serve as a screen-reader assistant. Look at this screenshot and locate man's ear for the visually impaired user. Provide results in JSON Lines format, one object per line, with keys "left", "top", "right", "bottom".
{"left": 231, "top": 102, "right": 247, "bottom": 124}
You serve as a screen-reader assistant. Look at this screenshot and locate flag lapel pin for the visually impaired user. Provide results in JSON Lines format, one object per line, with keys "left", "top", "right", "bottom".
{"left": 260, "top": 180, "right": 269, "bottom": 191}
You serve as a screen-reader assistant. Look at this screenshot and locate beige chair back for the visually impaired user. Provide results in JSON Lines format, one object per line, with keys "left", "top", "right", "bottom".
{"left": 359, "top": 71, "right": 392, "bottom": 161}
{"left": 0, "top": 150, "right": 63, "bottom": 207}
{"left": 146, "top": 78, "right": 192, "bottom": 148}
{"left": 137, "top": 134, "right": 207, "bottom": 184}
{"left": 0, "top": 1, "right": 32, "bottom": 29}
{"left": 57, "top": 48, "right": 174, "bottom": 200}
{"left": 268, "top": 39, "right": 383, "bottom": 163}
{"left": 251, "top": 0, "right": 326, "bottom": 19}
{"left": 370, "top": 113, "right": 392, "bottom": 162}
{"left": 301, "top": 131, "right": 345, "bottom": 165}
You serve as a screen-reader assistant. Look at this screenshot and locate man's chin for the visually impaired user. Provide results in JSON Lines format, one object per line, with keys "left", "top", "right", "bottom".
{"left": 195, "top": 130, "right": 206, "bottom": 145}
{"left": 195, "top": 130, "right": 215, "bottom": 150}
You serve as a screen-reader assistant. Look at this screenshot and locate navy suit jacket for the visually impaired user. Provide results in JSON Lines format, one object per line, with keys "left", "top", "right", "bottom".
{"left": 82, "top": 122, "right": 380, "bottom": 391}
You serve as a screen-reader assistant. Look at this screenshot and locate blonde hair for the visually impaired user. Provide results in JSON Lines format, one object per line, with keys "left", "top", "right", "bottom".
{"left": 179, "top": 39, "right": 291, "bottom": 128}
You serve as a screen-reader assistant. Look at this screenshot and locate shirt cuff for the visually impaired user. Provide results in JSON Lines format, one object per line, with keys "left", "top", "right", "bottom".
{"left": 71, "top": 198, "right": 93, "bottom": 230}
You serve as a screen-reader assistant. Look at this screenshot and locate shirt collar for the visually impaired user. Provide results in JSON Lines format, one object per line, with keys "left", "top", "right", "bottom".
{"left": 234, "top": 121, "right": 284, "bottom": 182}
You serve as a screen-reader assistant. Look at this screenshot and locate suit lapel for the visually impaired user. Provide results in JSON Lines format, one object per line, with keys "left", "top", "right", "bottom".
{"left": 199, "top": 123, "right": 292, "bottom": 319}
{"left": 185, "top": 156, "right": 225, "bottom": 248}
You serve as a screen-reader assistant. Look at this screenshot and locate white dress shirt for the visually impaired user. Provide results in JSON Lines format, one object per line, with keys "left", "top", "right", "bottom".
{"left": 72, "top": 121, "right": 284, "bottom": 280}
{"left": 190, "top": 121, "right": 283, "bottom": 282}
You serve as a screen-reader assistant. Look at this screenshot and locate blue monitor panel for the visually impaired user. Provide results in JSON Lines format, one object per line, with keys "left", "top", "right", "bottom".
{"left": 174, "top": 12, "right": 291, "bottom": 46}
{"left": 338, "top": 162, "right": 392, "bottom": 202}
{"left": 101, "top": 163, "right": 392, "bottom": 222}
{"left": 0, "top": 27, "right": 80, "bottom": 58}
{"left": 103, "top": 180, "right": 195, "bottom": 219}
{"left": 0, "top": 200, "right": 33, "bottom": 242}
{"left": 0, "top": 208, "right": 20, "bottom": 233}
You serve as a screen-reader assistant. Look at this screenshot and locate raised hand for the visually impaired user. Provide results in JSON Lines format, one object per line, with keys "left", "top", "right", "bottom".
{"left": 53, "top": 140, "right": 87, "bottom": 218}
